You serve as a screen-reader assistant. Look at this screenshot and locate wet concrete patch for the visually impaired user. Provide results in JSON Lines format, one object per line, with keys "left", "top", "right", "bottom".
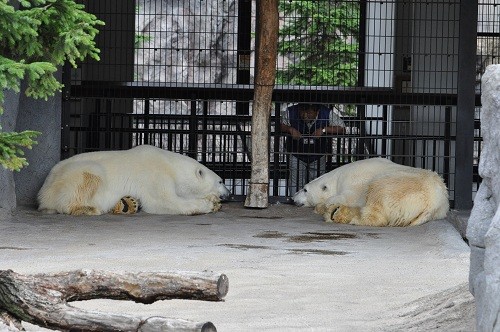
{"left": 219, "top": 244, "right": 349, "bottom": 256}
{"left": 219, "top": 244, "right": 273, "bottom": 250}
{"left": 240, "top": 215, "right": 284, "bottom": 220}
{"left": 254, "top": 231, "right": 288, "bottom": 239}
{"left": 254, "top": 231, "right": 359, "bottom": 243}
{"left": 288, "top": 232, "right": 357, "bottom": 243}
{"left": 288, "top": 249, "right": 348, "bottom": 256}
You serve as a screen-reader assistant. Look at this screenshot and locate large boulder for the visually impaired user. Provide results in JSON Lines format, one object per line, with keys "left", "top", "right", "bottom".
{"left": 0, "top": 90, "right": 20, "bottom": 220}
{"left": 467, "top": 64, "right": 500, "bottom": 331}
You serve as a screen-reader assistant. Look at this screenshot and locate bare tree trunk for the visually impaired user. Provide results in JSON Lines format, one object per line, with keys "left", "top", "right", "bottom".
{"left": 0, "top": 269, "right": 228, "bottom": 332}
{"left": 244, "top": 0, "right": 279, "bottom": 208}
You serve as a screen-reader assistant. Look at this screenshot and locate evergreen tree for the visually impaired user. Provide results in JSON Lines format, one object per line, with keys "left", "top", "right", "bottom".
{"left": 0, "top": 0, "right": 103, "bottom": 170}
{"left": 277, "top": 0, "right": 360, "bottom": 86}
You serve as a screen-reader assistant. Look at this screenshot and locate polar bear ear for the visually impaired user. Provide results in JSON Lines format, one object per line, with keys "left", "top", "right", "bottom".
{"left": 196, "top": 168, "right": 204, "bottom": 179}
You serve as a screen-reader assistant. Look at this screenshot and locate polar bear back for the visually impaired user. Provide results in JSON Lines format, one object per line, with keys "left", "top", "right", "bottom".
{"left": 37, "top": 145, "right": 228, "bottom": 215}
{"left": 295, "top": 158, "right": 395, "bottom": 207}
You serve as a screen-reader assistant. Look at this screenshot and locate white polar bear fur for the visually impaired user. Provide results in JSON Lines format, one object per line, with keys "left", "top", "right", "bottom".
{"left": 293, "top": 158, "right": 449, "bottom": 227}
{"left": 37, "top": 145, "right": 231, "bottom": 216}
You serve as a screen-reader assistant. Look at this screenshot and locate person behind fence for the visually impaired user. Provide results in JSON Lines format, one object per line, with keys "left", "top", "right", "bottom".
{"left": 280, "top": 103, "right": 345, "bottom": 195}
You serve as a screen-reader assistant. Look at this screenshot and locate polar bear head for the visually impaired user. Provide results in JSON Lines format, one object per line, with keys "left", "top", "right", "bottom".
{"left": 292, "top": 173, "right": 337, "bottom": 207}
{"left": 196, "top": 166, "right": 231, "bottom": 200}
{"left": 175, "top": 163, "right": 231, "bottom": 201}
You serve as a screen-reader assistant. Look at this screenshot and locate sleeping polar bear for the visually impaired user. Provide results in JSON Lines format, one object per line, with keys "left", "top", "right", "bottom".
{"left": 38, "top": 145, "right": 230, "bottom": 216}
{"left": 293, "top": 158, "right": 449, "bottom": 227}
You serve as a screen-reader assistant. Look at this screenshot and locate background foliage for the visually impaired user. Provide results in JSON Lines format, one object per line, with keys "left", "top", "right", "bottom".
{"left": 276, "top": 0, "right": 360, "bottom": 87}
{"left": 0, "top": 0, "right": 103, "bottom": 170}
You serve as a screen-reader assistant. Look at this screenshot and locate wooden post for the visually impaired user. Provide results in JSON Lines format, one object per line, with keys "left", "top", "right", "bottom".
{"left": 0, "top": 269, "right": 228, "bottom": 331}
{"left": 244, "top": 0, "right": 279, "bottom": 208}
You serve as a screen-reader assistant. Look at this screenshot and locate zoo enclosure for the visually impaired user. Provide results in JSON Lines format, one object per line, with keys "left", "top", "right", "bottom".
{"left": 63, "top": 0, "right": 486, "bottom": 209}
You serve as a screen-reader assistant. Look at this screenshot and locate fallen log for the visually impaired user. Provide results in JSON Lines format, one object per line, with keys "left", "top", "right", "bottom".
{"left": 0, "top": 269, "right": 228, "bottom": 331}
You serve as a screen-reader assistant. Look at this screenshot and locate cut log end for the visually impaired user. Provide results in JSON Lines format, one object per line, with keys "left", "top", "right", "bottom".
{"left": 217, "top": 274, "right": 229, "bottom": 299}
{"left": 201, "top": 322, "right": 217, "bottom": 332}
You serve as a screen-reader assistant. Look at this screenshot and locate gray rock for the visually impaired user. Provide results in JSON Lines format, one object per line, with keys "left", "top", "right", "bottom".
{"left": 467, "top": 64, "right": 500, "bottom": 332}
{"left": 0, "top": 89, "right": 20, "bottom": 219}
{"left": 135, "top": 0, "right": 239, "bottom": 116}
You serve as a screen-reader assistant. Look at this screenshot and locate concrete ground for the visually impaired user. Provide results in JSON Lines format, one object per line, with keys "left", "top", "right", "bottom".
{"left": 1, "top": 202, "right": 475, "bottom": 331}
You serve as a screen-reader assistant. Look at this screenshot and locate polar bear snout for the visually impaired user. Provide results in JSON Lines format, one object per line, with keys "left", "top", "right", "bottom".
{"left": 292, "top": 190, "right": 307, "bottom": 206}
{"left": 218, "top": 183, "right": 231, "bottom": 201}
{"left": 219, "top": 192, "right": 230, "bottom": 201}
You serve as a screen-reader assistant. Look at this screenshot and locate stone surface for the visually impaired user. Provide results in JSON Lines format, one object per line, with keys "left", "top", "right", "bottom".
{"left": 13, "top": 75, "right": 62, "bottom": 208}
{"left": 0, "top": 89, "right": 20, "bottom": 220}
{"left": 1, "top": 71, "right": 62, "bottom": 218}
{"left": 1, "top": 203, "right": 473, "bottom": 331}
{"left": 467, "top": 64, "right": 500, "bottom": 332}
{"left": 134, "top": 0, "right": 239, "bottom": 116}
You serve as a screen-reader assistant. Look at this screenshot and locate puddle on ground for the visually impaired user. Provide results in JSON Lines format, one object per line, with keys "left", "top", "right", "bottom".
{"left": 0, "top": 246, "right": 32, "bottom": 251}
{"left": 218, "top": 243, "right": 348, "bottom": 256}
{"left": 219, "top": 244, "right": 273, "bottom": 250}
{"left": 239, "top": 215, "right": 284, "bottom": 219}
{"left": 253, "top": 231, "right": 288, "bottom": 239}
{"left": 288, "top": 249, "right": 348, "bottom": 256}
{"left": 288, "top": 232, "right": 358, "bottom": 243}
{"left": 254, "top": 231, "right": 358, "bottom": 243}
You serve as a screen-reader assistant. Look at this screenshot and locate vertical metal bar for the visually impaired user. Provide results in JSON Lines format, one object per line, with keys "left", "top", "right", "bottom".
{"left": 144, "top": 100, "right": 150, "bottom": 145}
{"left": 455, "top": 0, "right": 478, "bottom": 210}
{"left": 382, "top": 105, "right": 388, "bottom": 157}
{"left": 202, "top": 100, "right": 208, "bottom": 164}
{"left": 272, "top": 104, "right": 280, "bottom": 197}
{"left": 236, "top": 0, "right": 251, "bottom": 115}
{"left": 61, "top": 63, "right": 72, "bottom": 159}
{"left": 188, "top": 98, "right": 197, "bottom": 159}
{"left": 105, "top": 99, "right": 112, "bottom": 149}
{"left": 444, "top": 106, "right": 451, "bottom": 190}
{"left": 358, "top": 0, "right": 367, "bottom": 87}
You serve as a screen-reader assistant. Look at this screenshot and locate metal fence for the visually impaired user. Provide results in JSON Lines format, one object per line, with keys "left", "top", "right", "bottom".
{"left": 63, "top": 0, "right": 486, "bottom": 208}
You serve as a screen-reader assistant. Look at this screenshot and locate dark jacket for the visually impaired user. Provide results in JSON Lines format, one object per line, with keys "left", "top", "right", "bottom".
{"left": 285, "top": 105, "right": 331, "bottom": 163}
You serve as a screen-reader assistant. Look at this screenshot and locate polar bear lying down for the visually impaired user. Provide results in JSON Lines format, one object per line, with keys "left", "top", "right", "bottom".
{"left": 38, "top": 145, "right": 231, "bottom": 216}
{"left": 293, "top": 158, "right": 449, "bottom": 227}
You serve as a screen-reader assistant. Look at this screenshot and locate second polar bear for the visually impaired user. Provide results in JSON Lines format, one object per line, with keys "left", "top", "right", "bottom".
{"left": 292, "top": 158, "right": 449, "bottom": 227}
{"left": 38, "top": 145, "right": 230, "bottom": 216}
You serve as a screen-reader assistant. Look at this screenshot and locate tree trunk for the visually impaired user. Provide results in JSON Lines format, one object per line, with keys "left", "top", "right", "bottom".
{"left": 244, "top": 0, "right": 279, "bottom": 208}
{"left": 0, "top": 269, "right": 228, "bottom": 331}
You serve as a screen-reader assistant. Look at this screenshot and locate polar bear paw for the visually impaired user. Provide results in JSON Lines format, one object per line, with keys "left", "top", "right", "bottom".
{"left": 112, "top": 196, "right": 141, "bottom": 214}
{"left": 324, "top": 204, "right": 355, "bottom": 224}
{"left": 314, "top": 203, "right": 328, "bottom": 215}
{"left": 212, "top": 200, "right": 222, "bottom": 212}
{"left": 205, "top": 194, "right": 222, "bottom": 212}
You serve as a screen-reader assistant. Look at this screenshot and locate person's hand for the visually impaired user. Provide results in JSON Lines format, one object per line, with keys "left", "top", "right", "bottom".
{"left": 290, "top": 128, "right": 302, "bottom": 140}
{"left": 312, "top": 128, "right": 325, "bottom": 137}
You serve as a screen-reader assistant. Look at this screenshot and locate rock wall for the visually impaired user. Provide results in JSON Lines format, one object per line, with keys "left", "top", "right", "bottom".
{"left": 0, "top": 90, "right": 20, "bottom": 220}
{"left": 467, "top": 64, "right": 500, "bottom": 331}
{"left": 135, "top": 0, "right": 240, "bottom": 116}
